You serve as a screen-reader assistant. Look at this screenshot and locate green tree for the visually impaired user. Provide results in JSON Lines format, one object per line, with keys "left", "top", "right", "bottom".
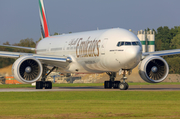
{"left": 53, "top": 32, "right": 59, "bottom": 35}
{"left": 14, "top": 38, "right": 36, "bottom": 48}
{"left": 3, "top": 41, "right": 10, "bottom": 45}
{"left": 170, "top": 34, "right": 180, "bottom": 49}
{"left": 166, "top": 56, "right": 180, "bottom": 73}
{"left": 155, "top": 26, "right": 179, "bottom": 51}
{"left": 0, "top": 38, "right": 36, "bottom": 68}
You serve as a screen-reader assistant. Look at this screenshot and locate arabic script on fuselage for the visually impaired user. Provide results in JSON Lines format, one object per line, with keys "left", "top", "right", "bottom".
{"left": 68, "top": 37, "right": 101, "bottom": 58}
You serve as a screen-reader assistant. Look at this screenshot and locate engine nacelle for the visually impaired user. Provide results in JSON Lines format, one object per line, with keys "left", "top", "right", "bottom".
{"left": 139, "top": 56, "right": 169, "bottom": 83}
{"left": 12, "top": 56, "right": 43, "bottom": 84}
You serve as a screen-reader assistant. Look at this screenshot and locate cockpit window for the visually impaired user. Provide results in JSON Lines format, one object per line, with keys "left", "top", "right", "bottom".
{"left": 125, "top": 42, "right": 131, "bottom": 45}
{"left": 120, "top": 42, "right": 124, "bottom": 46}
{"left": 132, "top": 42, "right": 139, "bottom": 45}
{"left": 117, "top": 42, "right": 121, "bottom": 46}
{"left": 117, "top": 42, "right": 124, "bottom": 46}
{"left": 117, "top": 41, "right": 141, "bottom": 47}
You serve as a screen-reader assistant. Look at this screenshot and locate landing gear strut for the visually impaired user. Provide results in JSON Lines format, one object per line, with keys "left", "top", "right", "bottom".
{"left": 104, "top": 70, "right": 129, "bottom": 90}
{"left": 104, "top": 72, "right": 120, "bottom": 89}
{"left": 119, "top": 70, "right": 129, "bottom": 90}
{"left": 36, "top": 65, "right": 56, "bottom": 89}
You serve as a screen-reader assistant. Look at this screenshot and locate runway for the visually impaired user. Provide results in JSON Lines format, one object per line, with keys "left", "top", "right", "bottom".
{"left": 0, "top": 85, "right": 180, "bottom": 92}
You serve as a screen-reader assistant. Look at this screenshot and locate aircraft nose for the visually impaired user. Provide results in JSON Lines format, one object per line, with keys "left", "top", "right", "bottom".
{"left": 125, "top": 47, "right": 141, "bottom": 68}
{"left": 126, "top": 47, "right": 140, "bottom": 59}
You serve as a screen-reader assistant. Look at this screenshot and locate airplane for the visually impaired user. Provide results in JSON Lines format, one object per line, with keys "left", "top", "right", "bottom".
{"left": 1, "top": 0, "right": 180, "bottom": 90}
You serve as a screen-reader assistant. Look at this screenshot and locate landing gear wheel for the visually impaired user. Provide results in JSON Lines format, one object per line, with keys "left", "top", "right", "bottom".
{"left": 36, "top": 81, "right": 43, "bottom": 89}
{"left": 125, "top": 82, "right": 129, "bottom": 90}
{"left": 35, "top": 66, "right": 56, "bottom": 89}
{"left": 45, "top": 81, "right": 52, "bottom": 89}
{"left": 119, "top": 82, "right": 129, "bottom": 90}
{"left": 36, "top": 81, "right": 52, "bottom": 89}
{"left": 113, "top": 81, "right": 120, "bottom": 89}
{"left": 104, "top": 81, "right": 112, "bottom": 89}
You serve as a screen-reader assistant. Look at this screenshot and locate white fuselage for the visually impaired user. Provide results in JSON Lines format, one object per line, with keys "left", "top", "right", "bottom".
{"left": 36, "top": 28, "right": 142, "bottom": 73}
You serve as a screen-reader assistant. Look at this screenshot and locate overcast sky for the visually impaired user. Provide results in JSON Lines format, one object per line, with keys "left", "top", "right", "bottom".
{"left": 0, "top": 0, "right": 180, "bottom": 44}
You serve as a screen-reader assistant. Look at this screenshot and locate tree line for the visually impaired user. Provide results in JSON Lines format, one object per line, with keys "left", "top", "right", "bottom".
{"left": 0, "top": 32, "right": 59, "bottom": 68}
{"left": 153, "top": 26, "right": 180, "bottom": 74}
{"left": 0, "top": 28, "right": 180, "bottom": 73}
{"left": 0, "top": 38, "right": 36, "bottom": 68}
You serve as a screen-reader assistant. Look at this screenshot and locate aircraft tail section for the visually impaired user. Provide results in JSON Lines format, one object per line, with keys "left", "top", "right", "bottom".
{"left": 39, "top": 0, "right": 49, "bottom": 38}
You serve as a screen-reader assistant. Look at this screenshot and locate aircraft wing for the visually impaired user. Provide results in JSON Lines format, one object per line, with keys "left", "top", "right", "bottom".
{"left": 0, "top": 51, "right": 22, "bottom": 58}
{"left": 142, "top": 49, "right": 180, "bottom": 57}
{"left": 0, "top": 51, "right": 70, "bottom": 67}
{"left": 0, "top": 45, "right": 35, "bottom": 51}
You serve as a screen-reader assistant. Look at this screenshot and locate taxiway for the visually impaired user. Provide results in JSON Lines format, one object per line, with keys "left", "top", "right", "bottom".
{"left": 0, "top": 85, "right": 180, "bottom": 92}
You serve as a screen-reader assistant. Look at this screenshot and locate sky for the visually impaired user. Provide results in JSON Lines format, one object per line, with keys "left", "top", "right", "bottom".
{"left": 0, "top": 0, "right": 180, "bottom": 44}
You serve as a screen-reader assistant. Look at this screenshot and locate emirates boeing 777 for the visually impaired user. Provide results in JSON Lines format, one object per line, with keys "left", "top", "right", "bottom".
{"left": 1, "top": 0, "right": 180, "bottom": 90}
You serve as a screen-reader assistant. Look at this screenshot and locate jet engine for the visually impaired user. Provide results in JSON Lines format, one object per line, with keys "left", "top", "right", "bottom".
{"left": 12, "top": 56, "right": 43, "bottom": 84}
{"left": 139, "top": 56, "right": 169, "bottom": 83}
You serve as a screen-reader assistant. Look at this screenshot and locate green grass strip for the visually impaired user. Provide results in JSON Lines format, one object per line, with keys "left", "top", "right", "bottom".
{"left": 0, "top": 91, "right": 180, "bottom": 119}
{"left": 0, "top": 91, "right": 180, "bottom": 101}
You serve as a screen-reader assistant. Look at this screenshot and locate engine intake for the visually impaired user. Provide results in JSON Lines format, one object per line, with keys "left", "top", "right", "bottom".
{"left": 139, "top": 56, "right": 169, "bottom": 83}
{"left": 12, "top": 56, "right": 43, "bottom": 83}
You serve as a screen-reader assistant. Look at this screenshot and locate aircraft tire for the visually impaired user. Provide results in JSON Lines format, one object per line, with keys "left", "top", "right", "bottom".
{"left": 45, "top": 81, "right": 52, "bottom": 89}
{"left": 113, "top": 81, "right": 120, "bottom": 89}
{"left": 104, "top": 81, "right": 112, "bottom": 89}
{"left": 36, "top": 81, "right": 43, "bottom": 89}
{"left": 125, "top": 82, "right": 129, "bottom": 90}
{"left": 119, "top": 82, "right": 128, "bottom": 90}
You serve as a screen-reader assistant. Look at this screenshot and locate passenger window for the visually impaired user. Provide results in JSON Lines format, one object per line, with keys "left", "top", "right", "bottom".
{"left": 125, "top": 42, "right": 131, "bottom": 45}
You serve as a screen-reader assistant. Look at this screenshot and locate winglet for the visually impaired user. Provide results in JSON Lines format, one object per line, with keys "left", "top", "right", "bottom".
{"left": 39, "top": 0, "right": 50, "bottom": 38}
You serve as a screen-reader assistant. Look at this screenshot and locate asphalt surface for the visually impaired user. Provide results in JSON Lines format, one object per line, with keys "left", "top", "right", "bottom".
{"left": 0, "top": 85, "right": 180, "bottom": 92}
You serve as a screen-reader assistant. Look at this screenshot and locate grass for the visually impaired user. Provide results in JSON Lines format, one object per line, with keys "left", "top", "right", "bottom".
{"left": 0, "top": 82, "right": 180, "bottom": 88}
{"left": 0, "top": 91, "right": 180, "bottom": 119}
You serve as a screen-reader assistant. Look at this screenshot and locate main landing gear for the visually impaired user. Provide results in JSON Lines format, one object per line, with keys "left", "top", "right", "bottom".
{"left": 36, "top": 65, "right": 56, "bottom": 89}
{"left": 104, "top": 70, "right": 129, "bottom": 90}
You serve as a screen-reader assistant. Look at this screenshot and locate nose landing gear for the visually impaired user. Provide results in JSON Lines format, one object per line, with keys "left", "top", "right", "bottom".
{"left": 119, "top": 71, "right": 129, "bottom": 90}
